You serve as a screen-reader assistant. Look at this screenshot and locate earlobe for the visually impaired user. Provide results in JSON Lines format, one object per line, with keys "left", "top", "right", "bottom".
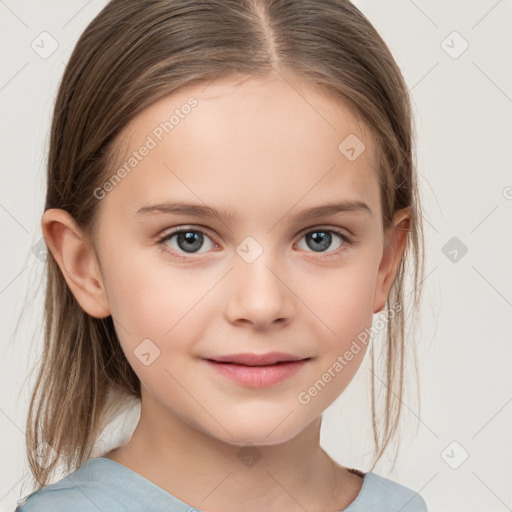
{"left": 41, "top": 208, "right": 111, "bottom": 319}
{"left": 373, "top": 210, "right": 410, "bottom": 314}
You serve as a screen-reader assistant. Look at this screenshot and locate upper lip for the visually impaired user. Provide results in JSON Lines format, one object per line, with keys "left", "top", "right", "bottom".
{"left": 205, "top": 352, "right": 309, "bottom": 366}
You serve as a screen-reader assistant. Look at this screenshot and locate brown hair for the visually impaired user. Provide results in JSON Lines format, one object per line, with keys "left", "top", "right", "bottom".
{"left": 23, "top": 0, "right": 425, "bottom": 489}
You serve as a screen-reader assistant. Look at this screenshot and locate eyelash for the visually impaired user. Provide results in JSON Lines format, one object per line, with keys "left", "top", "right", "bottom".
{"left": 156, "top": 226, "right": 353, "bottom": 261}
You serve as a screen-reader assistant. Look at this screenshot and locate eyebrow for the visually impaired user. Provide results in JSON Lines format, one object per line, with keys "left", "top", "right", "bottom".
{"left": 134, "top": 200, "right": 371, "bottom": 224}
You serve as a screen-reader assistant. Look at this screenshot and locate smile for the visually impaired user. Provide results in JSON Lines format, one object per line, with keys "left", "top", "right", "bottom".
{"left": 203, "top": 352, "right": 311, "bottom": 388}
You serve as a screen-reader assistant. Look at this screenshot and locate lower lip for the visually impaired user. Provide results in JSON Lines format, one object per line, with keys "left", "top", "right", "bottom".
{"left": 204, "top": 359, "right": 308, "bottom": 388}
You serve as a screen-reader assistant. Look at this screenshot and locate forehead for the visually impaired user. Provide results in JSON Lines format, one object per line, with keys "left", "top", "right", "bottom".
{"left": 104, "top": 71, "right": 380, "bottom": 223}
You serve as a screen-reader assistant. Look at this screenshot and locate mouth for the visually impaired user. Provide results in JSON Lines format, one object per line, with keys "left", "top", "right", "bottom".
{"left": 203, "top": 352, "right": 311, "bottom": 388}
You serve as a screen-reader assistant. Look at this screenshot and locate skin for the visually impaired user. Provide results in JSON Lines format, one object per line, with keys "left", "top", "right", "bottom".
{"left": 42, "top": 69, "right": 409, "bottom": 512}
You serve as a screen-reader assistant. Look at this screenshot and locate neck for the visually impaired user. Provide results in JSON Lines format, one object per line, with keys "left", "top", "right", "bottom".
{"left": 105, "top": 391, "right": 357, "bottom": 512}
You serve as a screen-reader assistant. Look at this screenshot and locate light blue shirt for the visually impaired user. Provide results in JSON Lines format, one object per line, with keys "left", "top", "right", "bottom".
{"left": 16, "top": 457, "right": 428, "bottom": 511}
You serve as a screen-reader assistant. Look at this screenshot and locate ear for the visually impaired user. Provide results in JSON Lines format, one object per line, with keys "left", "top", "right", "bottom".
{"left": 373, "top": 208, "right": 410, "bottom": 314}
{"left": 41, "top": 208, "right": 111, "bottom": 319}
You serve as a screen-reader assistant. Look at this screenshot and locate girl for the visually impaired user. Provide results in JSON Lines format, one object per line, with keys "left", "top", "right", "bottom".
{"left": 17, "top": 0, "right": 427, "bottom": 510}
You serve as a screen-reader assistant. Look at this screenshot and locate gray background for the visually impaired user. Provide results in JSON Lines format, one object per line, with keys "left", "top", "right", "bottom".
{"left": 1, "top": 1, "right": 511, "bottom": 511}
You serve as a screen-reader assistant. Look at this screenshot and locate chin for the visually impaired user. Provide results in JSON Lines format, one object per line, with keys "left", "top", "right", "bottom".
{"left": 198, "top": 411, "right": 315, "bottom": 448}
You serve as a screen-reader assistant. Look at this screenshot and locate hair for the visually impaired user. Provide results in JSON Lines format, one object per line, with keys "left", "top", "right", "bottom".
{"left": 22, "top": 0, "right": 425, "bottom": 490}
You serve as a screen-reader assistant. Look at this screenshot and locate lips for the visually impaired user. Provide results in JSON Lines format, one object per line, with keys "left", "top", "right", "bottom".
{"left": 206, "top": 352, "right": 307, "bottom": 366}
{"left": 203, "top": 352, "right": 310, "bottom": 388}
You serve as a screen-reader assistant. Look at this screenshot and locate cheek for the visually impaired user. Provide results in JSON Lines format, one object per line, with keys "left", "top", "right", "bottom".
{"left": 100, "top": 250, "right": 220, "bottom": 393}
{"left": 294, "top": 257, "right": 377, "bottom": 398}
{"left": 101, "top": 246, "right": 204, "bottom": 336}
{"left": 297, "top": 257, "right": 378, "bottom": 342}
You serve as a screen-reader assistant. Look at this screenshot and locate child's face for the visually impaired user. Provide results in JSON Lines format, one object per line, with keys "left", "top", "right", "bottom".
{"left": 87, "top": 71, "right": 404, "bottom": 445}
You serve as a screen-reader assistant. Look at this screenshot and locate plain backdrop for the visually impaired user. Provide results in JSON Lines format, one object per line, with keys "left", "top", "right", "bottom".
{"left": 1, "top": 1, "right": 511, "bottom": 511}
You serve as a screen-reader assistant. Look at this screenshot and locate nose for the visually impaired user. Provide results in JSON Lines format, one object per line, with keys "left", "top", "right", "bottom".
{"left": 224, "top": 250, "right": 294, "bottom": 330}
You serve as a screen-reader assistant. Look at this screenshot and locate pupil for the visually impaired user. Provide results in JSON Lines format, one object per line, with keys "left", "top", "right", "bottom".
{"left": 308, "top": 231, "right": 330, "bottom": 251}
{"left": 178, "top": 231, "right": 203, "bottom": 252}
{"left": 174, "top": 231, "right": 332, "bottom": 254}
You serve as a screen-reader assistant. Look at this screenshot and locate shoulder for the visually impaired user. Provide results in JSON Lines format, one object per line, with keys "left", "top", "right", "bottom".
{"left": 15, "top": 462, "right": 136, "bottom": 512}
{"left": 350, "top": 471, "right": 428, "bottom": 512}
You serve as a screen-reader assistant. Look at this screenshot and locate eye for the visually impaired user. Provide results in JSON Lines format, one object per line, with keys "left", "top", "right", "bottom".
{"left": 156, "top": 226, "right": 352, "bottom": 261}
{"left": 295, "top": 228, "right": 352, "bottom": 259}
{"left": 156, "top": 227, "right": 217, "bottom": 259}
